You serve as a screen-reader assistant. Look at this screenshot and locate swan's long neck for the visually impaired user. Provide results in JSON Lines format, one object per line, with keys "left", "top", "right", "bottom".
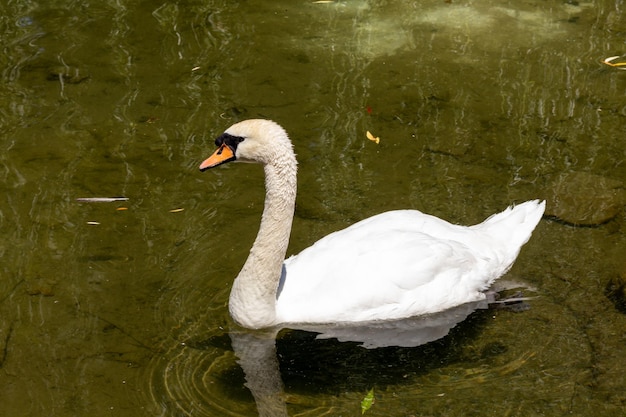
{"left": 229, "top": 147, "right": 297, "bottom": 329}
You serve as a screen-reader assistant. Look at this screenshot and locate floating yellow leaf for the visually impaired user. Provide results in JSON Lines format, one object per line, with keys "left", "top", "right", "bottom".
{"left": 116, "top": 207, "right": 128, "bottom": 211}
{"left": 169, "top": 208, "right": 185, "bottom": 213}
{"left": 366, "top": 131, "right": 380, "bottom": 144}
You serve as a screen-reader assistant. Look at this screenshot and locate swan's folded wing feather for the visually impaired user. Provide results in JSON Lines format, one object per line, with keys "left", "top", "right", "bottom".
{"left": 278, "top": 225, "right": 490, "bottom": 324}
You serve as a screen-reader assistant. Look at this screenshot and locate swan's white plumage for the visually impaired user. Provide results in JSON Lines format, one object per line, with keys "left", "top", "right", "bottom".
{"left": 200, "top": 119, "right": 545, "bottom": 329}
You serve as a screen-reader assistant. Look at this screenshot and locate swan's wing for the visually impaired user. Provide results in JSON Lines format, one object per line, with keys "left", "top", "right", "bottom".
{"left": 277, "top": 212, "right": 496, "bottom": 323}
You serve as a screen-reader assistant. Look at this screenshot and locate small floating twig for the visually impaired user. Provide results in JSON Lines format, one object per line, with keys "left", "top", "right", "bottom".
{"left": 602, "top": 55, "right": 626, "bottom": 70}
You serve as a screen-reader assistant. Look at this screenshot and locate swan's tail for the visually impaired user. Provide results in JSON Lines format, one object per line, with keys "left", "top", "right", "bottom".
{"left": 480, "top": 199, "right": 545, "bottom": 246}
{"left": 475, "top": 200, "right": 545, "bottom": 275}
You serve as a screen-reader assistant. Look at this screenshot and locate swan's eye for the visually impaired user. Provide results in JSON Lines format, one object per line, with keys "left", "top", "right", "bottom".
{"left": 228, "top": 135, "right": 245, "bottom": 145}
{"left": 215, "top": 133, "right": 245, "bottom": 148}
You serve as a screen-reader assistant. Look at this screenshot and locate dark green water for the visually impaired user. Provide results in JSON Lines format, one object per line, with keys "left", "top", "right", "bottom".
{"left": 1, "top": 0, "right": 625, "bottom": 416}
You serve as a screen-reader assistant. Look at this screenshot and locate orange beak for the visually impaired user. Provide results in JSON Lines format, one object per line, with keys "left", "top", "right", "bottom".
{"left": 199, "top": 144, "right": 236, "bottom": 171}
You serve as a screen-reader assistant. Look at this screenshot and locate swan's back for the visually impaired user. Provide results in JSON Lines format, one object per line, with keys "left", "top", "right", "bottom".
{"left": 276, "top": 200, "right": 545, "bottom": 324}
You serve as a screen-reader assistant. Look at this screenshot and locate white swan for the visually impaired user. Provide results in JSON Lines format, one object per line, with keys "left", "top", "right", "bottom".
{"left": 199, "top": 119, "right": 545, "bottom": 329}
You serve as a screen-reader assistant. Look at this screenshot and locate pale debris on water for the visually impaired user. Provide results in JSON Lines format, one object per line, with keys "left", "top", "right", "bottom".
{"left": 76, "top": 197, "right": 129, "bottom": 203}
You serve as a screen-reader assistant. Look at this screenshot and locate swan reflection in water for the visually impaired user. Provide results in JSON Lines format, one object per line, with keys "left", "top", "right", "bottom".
{"left": 227, "top": 298, "right": 507, "bottom": 417}
{"left": 146, "top": 287, "right": 530, "bottom": 416}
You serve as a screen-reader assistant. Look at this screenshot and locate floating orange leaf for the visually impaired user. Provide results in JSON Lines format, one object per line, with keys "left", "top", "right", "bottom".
{"left": 366, "top": 131, "right": 380, "bottom": 144}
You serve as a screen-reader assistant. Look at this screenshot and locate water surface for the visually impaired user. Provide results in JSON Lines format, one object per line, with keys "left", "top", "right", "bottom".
{"left": 0, "top": 0, "right": 625, "bottom": 416}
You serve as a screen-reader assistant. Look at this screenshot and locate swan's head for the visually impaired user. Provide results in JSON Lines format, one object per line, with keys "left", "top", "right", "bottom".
{"left": 199, "top": 119, "right": 294, "bottom": 171}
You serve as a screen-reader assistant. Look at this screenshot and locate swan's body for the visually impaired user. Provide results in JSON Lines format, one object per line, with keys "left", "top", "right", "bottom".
{"left": 200, "top": 119, "right": 545, "bottom": 329}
